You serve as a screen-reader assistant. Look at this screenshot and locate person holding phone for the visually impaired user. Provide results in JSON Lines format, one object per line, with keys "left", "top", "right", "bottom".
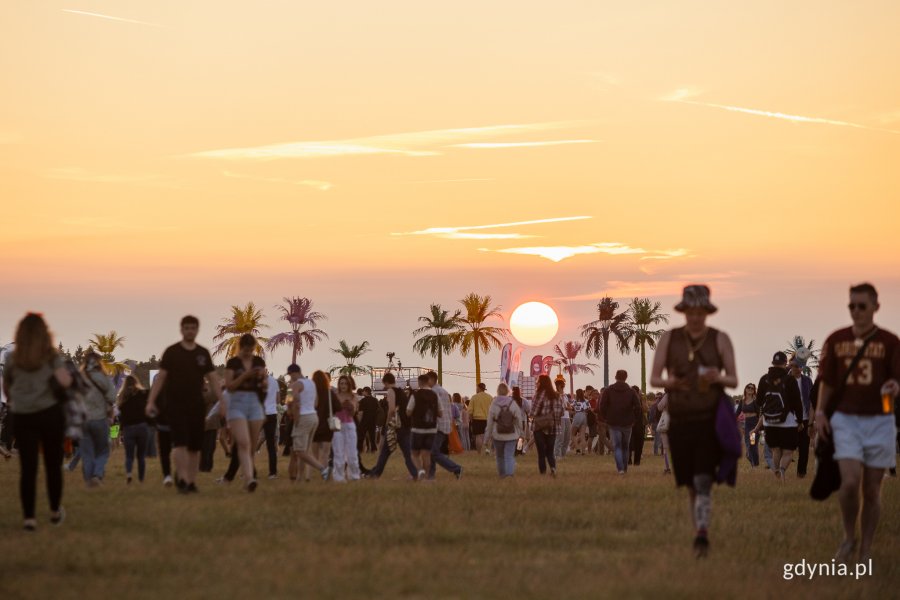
{"left": 222, "top": 334, "right": 267, "bottom": 492}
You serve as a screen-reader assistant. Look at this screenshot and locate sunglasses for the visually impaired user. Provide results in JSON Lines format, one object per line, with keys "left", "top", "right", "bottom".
{"left": 848, "top": 303, "right": 869, "bottom": 311}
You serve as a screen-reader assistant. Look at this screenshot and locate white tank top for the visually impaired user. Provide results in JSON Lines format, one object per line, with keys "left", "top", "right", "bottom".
{"left": 296, "top": 377, "right": 317, "bottom": 415}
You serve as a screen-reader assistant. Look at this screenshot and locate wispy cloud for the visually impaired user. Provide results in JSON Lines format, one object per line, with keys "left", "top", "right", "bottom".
{"left": 182, "top": 121, "right": 589, "bottom": 161}
{"left": 222, "top": 170, "right": 332, "bottom": 191}
{"left": 451, "top": 140, "right": 597, "bottom": 149}
{"left": 481, "top": 242, "right": 689, "bottom": 263}
{"left": 662, "top": 88, "right": 900, "bottom": 135}
{"left": 393, "top": 216, "right": 591, "bottom": 241}
{"left": 61, "top": 9, "right": 162, "bottom": 27}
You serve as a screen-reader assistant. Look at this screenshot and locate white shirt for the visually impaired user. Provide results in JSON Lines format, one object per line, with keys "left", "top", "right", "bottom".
{"left": 264, "top": 375, "right": 278, "bottom": 416}
{"left": 295, "top": 377, "right": 317, "bottom": 416}
{"left": 431, "top": 383, "right": 452, "bottom": 434}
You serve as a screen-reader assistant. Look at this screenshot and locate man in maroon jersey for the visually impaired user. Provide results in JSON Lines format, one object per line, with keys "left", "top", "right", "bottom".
{"left": 816, "top": 283, "right": 899, "bottom": 563}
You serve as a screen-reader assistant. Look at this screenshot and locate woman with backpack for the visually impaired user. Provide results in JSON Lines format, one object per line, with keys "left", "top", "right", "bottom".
{"left": 484, "top": 383, "right": 526, "bottom": 478}
{"left": 117, "top": 375, "right": 150, "bottom": 484}
{"left": 531, "top": 375, "right": 563, "bottom": 478}
{"left": 2, "top": 313, "right": 71, "bottom": 530}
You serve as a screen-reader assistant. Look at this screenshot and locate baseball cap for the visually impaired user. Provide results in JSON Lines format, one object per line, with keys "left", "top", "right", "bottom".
{"left": 287, "top": 364, "right": 301, "bottom": 374}
{"left": 772, "top": 351, "right": 788, "bottom": 366}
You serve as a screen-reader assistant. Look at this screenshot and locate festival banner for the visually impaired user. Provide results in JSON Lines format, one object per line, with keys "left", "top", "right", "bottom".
{"left": 541, "top": 356, "right": 555, "bottom": 376}
{"left": 530, "top": 355, "right": 543, "bottom": 377}
{"left": 499, "top": 343, "right": 512, "bottom": 384}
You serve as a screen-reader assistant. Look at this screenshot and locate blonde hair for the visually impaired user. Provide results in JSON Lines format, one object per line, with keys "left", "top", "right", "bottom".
{"left": 496, "top": 382, "right": 510, "bottom": 396}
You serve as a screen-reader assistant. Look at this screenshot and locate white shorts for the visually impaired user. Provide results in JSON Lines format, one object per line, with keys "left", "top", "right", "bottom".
{"left": 831, "top": 412, "right": 897, "bottom": 469}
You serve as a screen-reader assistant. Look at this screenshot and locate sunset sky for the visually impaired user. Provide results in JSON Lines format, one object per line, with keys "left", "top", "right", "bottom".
{"left": 2, "top": 1, "right": 899, "bottom": 392}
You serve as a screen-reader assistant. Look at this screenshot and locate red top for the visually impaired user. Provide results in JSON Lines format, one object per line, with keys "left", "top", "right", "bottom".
{"left": 819, "top": 326, "right": 900, "bottom": 415}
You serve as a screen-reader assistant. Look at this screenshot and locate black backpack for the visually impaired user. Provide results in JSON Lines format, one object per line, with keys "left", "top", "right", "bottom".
{"left": 761, "top": 376, "right": 788, "bottom": 423}
{"left": 495, "top": 400, "right": 516, "bottom": 434}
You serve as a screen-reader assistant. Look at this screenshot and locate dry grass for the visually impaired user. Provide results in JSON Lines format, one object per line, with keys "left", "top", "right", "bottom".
{"left": 0, "top": 446, "right": 897, "bottom": 599}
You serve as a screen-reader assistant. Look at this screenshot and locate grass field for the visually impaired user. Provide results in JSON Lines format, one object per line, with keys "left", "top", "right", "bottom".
{"left": 0, "top": 446, "right": 897, "bottom": 599}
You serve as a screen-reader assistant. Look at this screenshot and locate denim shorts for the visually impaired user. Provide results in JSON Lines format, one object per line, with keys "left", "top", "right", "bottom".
{"left": 227, "top": 391, "right": 264, "bottom": 422}
{"left": 831, "top": 412, "right": 896, "bottom": 469}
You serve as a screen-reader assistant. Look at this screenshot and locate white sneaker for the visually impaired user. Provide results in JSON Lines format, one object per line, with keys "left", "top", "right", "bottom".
{"left": 417, "top": 470, "right": 426, "bottom": 482}
{"left": 163, "top": 475, "right": 173, "bottom": 487}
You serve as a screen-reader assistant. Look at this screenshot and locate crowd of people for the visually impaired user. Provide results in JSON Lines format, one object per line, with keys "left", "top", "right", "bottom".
{"left": 1, "top": 283, "right": 897, "bottom": 564}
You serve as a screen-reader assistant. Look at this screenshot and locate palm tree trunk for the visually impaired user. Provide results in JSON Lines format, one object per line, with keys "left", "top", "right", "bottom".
{"left": 603, "top": 332, "right": 610, "bottom": 388}
{"left": 569, "top": 370, "right": 574, "bottom": 397}
{"left": 437, "top": 350, "right": 443, "bottom": 386}
{"left": 474, "top": 345, "right": 481, "bottom": 386}
{"left": 292, "top": 331, "right": 299, "bottom": 365}
{"left": 640, "top": 339, "right": 647, "bottom": 394}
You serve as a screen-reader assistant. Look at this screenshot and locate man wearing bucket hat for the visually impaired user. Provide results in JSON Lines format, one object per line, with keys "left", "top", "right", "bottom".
{"left": 650, "top": 285, "right": 738, "bottom": 559}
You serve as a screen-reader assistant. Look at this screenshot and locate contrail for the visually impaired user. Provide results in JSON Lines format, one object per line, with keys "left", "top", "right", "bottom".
{"left": 61, "top": 9, "right": 162, "bottom": 27}
{"left": 394, "top": 216, "right": 592, "bottom": 236}
{"left": 666, "top": 91, "right": 900, "bottom": 135}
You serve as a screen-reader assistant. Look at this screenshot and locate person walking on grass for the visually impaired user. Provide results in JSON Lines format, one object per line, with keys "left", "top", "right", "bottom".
{"left": 79, "top": 351, "right": 116, "bottom": 487}
{"left": 2, "top": 313, "right": 70, "bottom": 531}
{"left": 554, "top": 379, "right": 572, "bottom": 459}
{"left": 257, "top": 370, "right": 280, "bottom": 480}
{"left": 331, "top": 375, "right": 360, "bottom": 483}
{"left": 146, "top": 316, "right": 224, "bottom": 495}
{"left": 737, "top": 383, "right": 760, "bottom": 468}
{"left": 286, "top": 364, "right": 328, "bottom": 482}
{"left": 751, "top": 352, "right": 803, "bottom": 481}
{"left": 366, "top": 372, "right": 419, "bottom": 480}
{"left": 222, "top": 334, "right": 267, "bottom": 492}
{"left": 599, "top": 370, "right": 642, "bottom": 475}
{"left": 484, "top": 382, "right": 526, "bottom": 478}
{"left": 117, "top": 376, "right": 150, "bottom": 484}
{"left": 426, "top": 371, "right": 463, "bottom": 480}
{"left": 357, "top": 387, "right": 379, "bottom": 454}
{"left": 531, "top": 375, "right": 563, "bottom": 477}
{"left": 816, "top": 283, "right": 898, "bottom": 563}
{"left": 650, "top": 285, "right": 738, "bottom": 559}
{"left": 469, "top": 383, "right": 492, "bottom": 454}
{"left": 789, "top": 356, "right": 814, "bottom": 478}
{"left": 569, "top": 389, "right": 590, "bottom": 455}
{"left": 407, "top": 374, "right": 440, "bottom": 481}
{"left": 310, "top": 371, "right": 341, "bottom": 482}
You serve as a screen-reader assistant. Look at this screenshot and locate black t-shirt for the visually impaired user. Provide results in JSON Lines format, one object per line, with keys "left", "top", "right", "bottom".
{"left": 160, "top": 343, "right": 215, "bottom": 411}
{"left": 358, "top": 395, "right": 379, "bottom": 424}
{"left": 119, "top": 390, "right": 148, "bottom": 427}
{"left": 393, "top": 388, "right": 411, "bottom": 430}
{"left": 225, "top": 356, "right": 266, "bottom": 392}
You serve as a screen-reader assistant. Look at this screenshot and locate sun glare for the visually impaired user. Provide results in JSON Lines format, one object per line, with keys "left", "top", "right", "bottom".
{"left": 509, "top": 301, "right": 559, "bottom": 346}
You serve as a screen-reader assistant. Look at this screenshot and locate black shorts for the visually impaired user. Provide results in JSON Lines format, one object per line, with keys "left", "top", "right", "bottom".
{"left": 471, "top": 419, "right": 487, "bottom": 436}
{"left": 668, "top": 418, "right": 720, "bottom": 487}
{"left": 169, "top": 406, "right": 205, "bottom": 452}
{"left": 411, "top": 433, "right": 435, "bottom": 451}
{"left": 764, "top": 426, "right": 799, "bottom": 451}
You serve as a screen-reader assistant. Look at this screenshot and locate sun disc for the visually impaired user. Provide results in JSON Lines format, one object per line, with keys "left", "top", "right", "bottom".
{"left": 510, "top": 302, "right": 559, "bottom": 346}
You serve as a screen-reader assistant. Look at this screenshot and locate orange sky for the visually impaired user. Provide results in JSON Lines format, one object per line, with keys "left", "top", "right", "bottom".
{"left": 1, "top": 2, "right": 899, "bottom": 390}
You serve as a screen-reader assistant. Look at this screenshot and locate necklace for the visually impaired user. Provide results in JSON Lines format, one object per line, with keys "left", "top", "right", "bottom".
{"left": 684, "top": 328, "right": 709, "bottom": 362}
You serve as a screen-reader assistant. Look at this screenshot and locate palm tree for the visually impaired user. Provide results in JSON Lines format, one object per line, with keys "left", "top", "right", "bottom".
{"left": 412, "top": 304, "right": 462, "bottom": 385}
{"left": 213, "top": 302, "right": 269, "bottom": 358}
{"left": 580, "top": 296, "right": 630, "bottom": 387}
{"left": 553, "top": 341, "right": 598, "bottom": 396}
{"left": 88, "top": 331, "right": 128, "bottom": 377}
{"left": 451, "top": 293, "right": 509, "bottom": 386}
{"left": 785, "top": 335, "right": 821, "bottom": 378}
{"left": 329, "top": 340, "right": 371, "bottom": 377}
{"left": 265, "top": 297, "right": 328, "bottom": 364}
{"left": 623, "top": 298, "right": 670, "bottom": 394}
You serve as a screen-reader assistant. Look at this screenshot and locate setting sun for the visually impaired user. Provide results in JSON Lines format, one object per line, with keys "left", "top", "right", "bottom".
{"left": 509, "top": 301, "right": 559, "bottom": 347}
